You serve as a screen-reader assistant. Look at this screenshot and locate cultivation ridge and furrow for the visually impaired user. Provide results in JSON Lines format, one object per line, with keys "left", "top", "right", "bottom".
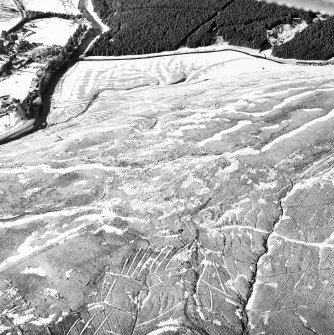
{"left": 1, "top": 49, "right": 334, "bottom": 334}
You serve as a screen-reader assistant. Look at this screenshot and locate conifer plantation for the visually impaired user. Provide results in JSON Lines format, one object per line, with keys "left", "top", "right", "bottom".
{"left": 86, "top": 0, "right": 333, "bottom": 60}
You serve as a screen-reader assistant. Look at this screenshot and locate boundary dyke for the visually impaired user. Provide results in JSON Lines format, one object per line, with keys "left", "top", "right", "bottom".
{"left": 1, "top": 45, "right": 333, "bottom": 146}
{"left": 80, "top": 45, "right": 334, "bottom": 66}
{"left": 1, "top": 5, "right": 334, "bottom": 146}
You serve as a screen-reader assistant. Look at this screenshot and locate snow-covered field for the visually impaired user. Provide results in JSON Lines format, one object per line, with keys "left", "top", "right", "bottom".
{"left": 24, "top": 18, "right": 80, "bottom": 46}
{"left": 0, "top": 15, "right": 80, "bottom": 103}
{"left": 48, "top": 48, "right": 334, "bottom": 163}
{"left": 0, "top": 65, "right": 38, "bottom": 100}
{"left": 22, "top": 0, "right": 80, "bottom": 14}
{"left": 0, "top": 63, "right": 40, "bottom": 133}
{"left": 1, "top": 40, "right": 334, "bottom": 335}
{"left": 50, "top": 50, "right": 284, "bottom": 124}
{"left": 0, "top": 3, "right": 83, "bottom": 140}
{"left": 0, "top": 16, "right": 80, "bottom": 137}
{"left": 0, "top": 0, "right": 21, "bottom": 33}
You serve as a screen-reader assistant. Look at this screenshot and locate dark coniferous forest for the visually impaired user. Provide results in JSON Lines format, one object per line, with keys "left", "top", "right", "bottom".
{"left": 273, "top": 17, "right": 334, "bottom": 60}
{"left": 87, "top": 0, "right": 333, "bottom": 60}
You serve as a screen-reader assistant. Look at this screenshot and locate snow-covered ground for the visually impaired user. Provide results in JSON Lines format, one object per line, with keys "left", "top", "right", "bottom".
{"left": 22, "top": 0, "right": 80, "bottom": 14}
{"left": 49, "top": 43, "right": 334, "bottom": 129}
{"left": 0, "top": 65, "right": 38, "bottom": 100}
{"left": 0, "top": 63, "right": 39, "bottom": 133}
{"left": 56, "top": 49, "right": 284, "bottom": 109}
{"left": 1, "top": 30, "right": 334, "bottom": 334}
{"left": 0, "top": 6, "right": 84, "bottom": 140}
{"left": 0, "top": 0, "right": 21, "bottom": 33}
{"left": 47, "top": 45, "right": 334, "bottom": 163}
{"left": 24, "top": 18, "right": 80, "bottom": 46}
{"left": 0, "top": 110, "right": 22, "bottom": 134}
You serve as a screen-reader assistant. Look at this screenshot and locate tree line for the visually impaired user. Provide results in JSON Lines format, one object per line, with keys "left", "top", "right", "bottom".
{"left": 87, "top": 0, "right": 233, "bottom": 55}
{"left": 5, "top": 10, "right": 82, "bottom": 35}
{"left": 22, "top": 23, "right": 88, "bottom": 118}
{"left": 88, "top": 0, "right": 331, "bottom": 60}
{"left": 273, "top": 17, "right": 334, "bottom": 60}
{"left": 188, "top": 0, "right": 316, "bottom": 48}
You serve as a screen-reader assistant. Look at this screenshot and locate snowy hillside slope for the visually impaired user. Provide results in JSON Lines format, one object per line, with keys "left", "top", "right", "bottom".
{"left": 1, "top": 49, "right": 334, "bottom": 334}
